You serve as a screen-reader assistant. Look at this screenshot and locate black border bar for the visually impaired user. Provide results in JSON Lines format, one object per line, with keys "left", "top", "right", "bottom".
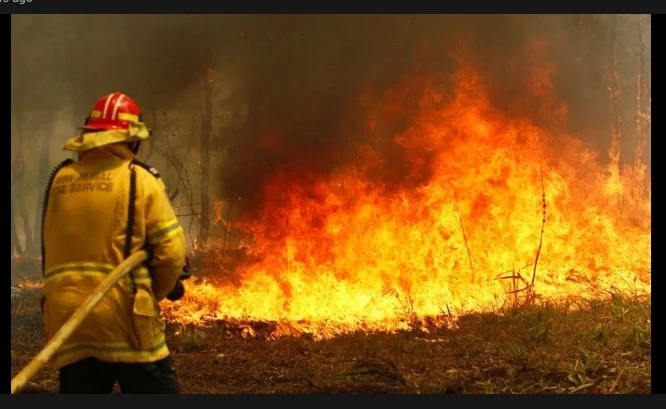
{"left": 0, "top": 0, "right": 662, "bottom": 15}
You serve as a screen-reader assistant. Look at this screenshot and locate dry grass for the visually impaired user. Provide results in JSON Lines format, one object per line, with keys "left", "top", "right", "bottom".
{"left": 11, "top": 282, "right": 650, "bottom": 394}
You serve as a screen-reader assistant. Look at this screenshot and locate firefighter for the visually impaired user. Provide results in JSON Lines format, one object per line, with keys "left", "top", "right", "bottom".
{"left": 41, "top": 91, "right": 188, "bottom": 394}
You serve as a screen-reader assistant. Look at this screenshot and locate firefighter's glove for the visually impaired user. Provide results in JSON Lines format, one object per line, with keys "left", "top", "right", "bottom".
{"left": 166, "top": 280, "right": 185, "bottom": 301}
{"left": 166, "top": 255, "right": 192, "bottom": 302}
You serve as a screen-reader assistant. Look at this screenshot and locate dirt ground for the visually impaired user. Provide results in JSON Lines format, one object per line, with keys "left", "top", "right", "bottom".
{"left": 11, "top": 274, "right": 651, "bottom": 394}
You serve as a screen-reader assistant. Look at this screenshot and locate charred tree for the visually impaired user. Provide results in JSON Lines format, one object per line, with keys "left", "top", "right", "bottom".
{"left": 142, "top": 107, "right": 159, "bottom": 164}
{"left": 29, "top": 112, "right": 54, "bottom": 256}
{"left": 11, "top": 200, "right": 22, "bottom": 257}
{"left": 11, "top": 153, "right": 24, "bottom": 256}
{"left": 11, "top": 66, "right": 34, "bottom": 256}
{"left": 606, "top": 15, "right": 623, "bottom": 185}
{"left": 633, "top": 15, "right": 650, "bottom": 196}
{"left": 13, "top": 136, "right": 34, "bottom": 254}
{"left": 198, "top": 68, "right": 214, "bottom": 249}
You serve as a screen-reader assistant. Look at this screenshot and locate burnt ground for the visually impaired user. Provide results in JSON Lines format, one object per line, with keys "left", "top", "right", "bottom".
{"left": 11, "top": 269, "right": 651, "bottom": 394}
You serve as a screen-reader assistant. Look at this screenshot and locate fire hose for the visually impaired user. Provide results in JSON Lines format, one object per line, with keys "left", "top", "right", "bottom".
{"left": 10, "top": 250, "right": 149, "bottom": 395}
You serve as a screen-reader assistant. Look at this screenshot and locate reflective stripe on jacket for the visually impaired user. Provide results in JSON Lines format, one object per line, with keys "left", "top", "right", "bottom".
{"left": 42, "top": 149, "right": 186, "bottom": 369}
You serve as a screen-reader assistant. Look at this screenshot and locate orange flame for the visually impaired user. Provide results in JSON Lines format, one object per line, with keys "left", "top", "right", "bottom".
{"left": 164, "top": 48, "right": 651, "bottom": 339}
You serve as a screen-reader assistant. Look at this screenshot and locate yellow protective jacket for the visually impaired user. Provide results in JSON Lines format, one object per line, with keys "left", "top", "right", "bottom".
{"left": 42, "top": 148, "right": 186, "bottom": 369}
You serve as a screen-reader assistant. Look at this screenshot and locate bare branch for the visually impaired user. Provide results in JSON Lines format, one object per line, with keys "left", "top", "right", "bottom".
{"left": 161, "top": 110, "right": 201, "bottom": 248}
{"left": 459, "top": 216, "right": 474, "bottom": 272}
{"left": 569, "top": 376, "right": 605, "bottom": 394}
{"left": 530, "top": 167, "right": 547, "bottom": 288}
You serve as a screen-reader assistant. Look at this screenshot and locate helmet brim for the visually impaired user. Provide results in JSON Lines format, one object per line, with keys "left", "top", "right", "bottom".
{"left": 79, "top": 124, "right": 126, "bottom": 131}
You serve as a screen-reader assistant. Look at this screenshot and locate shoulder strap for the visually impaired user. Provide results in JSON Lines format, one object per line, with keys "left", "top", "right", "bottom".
{"left": 131, "top": 160, "right": 161, "bottom": 180}
{"left": 125, "top": 163, "right": 138, "bottom": 293}
{"left": 41, "top": 159, "right": 75, "bottom": 277}
{"left": 131, "top": 159, "right": 179, "bottom": 201}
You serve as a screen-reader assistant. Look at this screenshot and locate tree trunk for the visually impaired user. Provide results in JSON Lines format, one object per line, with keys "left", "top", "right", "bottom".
{"left": 11, "top": 197, "right": 23, "bottom": 257}
{"left": 605, "top": 14, "right": 623, "bottom": 204}
{"left": 143, "top": 107, "right": 158, "bottom": 164}
{"left": 198, "top": 68, "right": 214, "bottom": 249}
{"left": 18, "top": 193, "right": 33, "bottom": 255}
{"left": 11, "top": 121, "right": 25, "bottom": 256}
{"left": 13, "top": 108, "right": 34, "bottom": 254}
{"left": 607, "top": 15, "right": 622, "bottom": 167}
{"left": 29, "top": 111, "right": 53, "bottom": 256}
{"left": 633, "top": 15, "right": 650, "bottom": 197}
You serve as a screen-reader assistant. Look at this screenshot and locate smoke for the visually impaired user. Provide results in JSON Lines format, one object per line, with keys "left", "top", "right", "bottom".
{"left": 11, "top": 14, "right": 650, "bottom": 219}
{"left": 11, "top": 15, "right": 236, "bottom": 112}
{"left": 208, "top": 15, "right": 651, "bottom": 216}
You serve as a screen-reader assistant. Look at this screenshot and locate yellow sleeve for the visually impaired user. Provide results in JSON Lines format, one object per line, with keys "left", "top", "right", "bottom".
{"left": 141, "top": 170, "right": 187, "bottom": 300}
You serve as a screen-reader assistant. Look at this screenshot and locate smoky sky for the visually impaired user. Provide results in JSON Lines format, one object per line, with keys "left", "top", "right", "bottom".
{"left": 11, "top": 14, "right": 650, "bottom": 216}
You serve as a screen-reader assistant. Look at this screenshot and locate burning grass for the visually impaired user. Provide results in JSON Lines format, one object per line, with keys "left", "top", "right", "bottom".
{"left": 11, "top": 282, "right": 650, "bottom": 394}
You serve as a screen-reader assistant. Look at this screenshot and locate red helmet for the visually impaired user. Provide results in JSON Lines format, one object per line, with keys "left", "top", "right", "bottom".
{"left": 81, "top": 91, "right": 143, "bottom": 131}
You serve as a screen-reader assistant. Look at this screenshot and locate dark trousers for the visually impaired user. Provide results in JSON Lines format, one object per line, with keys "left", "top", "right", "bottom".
{"left": 59, "top": 356, "right": 181, "bottom": 394}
